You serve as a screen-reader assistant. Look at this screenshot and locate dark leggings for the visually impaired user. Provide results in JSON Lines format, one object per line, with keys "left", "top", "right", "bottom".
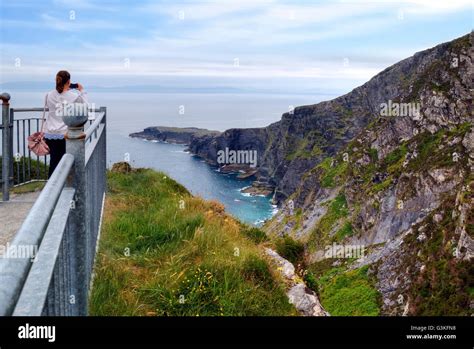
{"left": 45, "top": 138, "right": 66, "bottom": 178}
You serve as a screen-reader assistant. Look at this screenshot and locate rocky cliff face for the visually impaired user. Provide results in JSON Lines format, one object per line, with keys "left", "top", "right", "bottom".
{"left": 189, "top": 34, "right": 472, "bottom": 206}
{"left": 189, "top": 33, "right": 473, "bottom": 315}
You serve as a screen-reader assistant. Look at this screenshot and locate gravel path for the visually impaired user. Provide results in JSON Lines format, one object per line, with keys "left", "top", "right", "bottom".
{"left": 0, "top": 191, "right": 41, "bottom": 247}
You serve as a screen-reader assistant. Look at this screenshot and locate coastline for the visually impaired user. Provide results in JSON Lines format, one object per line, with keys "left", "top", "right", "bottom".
{"left": 128, "top": 136, "right": 279, "bottom": 226}
{"left": 130, "top": 128, "right": 276, "bottom": 198}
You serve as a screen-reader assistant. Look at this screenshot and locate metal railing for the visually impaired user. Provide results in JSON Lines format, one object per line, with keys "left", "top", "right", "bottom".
{"left": 1, "top": 95, "right": 102, "bottom": 201}
{"left": 1, "top": 93, "right": 12, "bottom": 201}
{"left": 0, "top": 93, "right": 107, "bottom": 316}
{"left": 10, "top": 111, "right": 49, "bottom": 186}
{"left": 1, "top": 97, "right": 50, "bottom": 199}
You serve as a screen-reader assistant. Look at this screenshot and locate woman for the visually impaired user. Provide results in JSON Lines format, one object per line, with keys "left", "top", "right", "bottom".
{"left": 44, "top": 70, "right": 87, "bottom": 177}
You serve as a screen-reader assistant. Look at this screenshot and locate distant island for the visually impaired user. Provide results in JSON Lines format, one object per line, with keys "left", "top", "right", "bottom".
{"left": 130, "top": 126, "right": 221, "bottom": 144}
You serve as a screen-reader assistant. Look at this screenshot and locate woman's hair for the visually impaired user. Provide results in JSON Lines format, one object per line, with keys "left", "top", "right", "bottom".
{"left": 55, "top": 70, "right": 71, "bottom": 93}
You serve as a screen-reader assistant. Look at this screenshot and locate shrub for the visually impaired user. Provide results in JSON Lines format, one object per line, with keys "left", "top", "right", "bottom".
{"left": 334, "top": 222, "right": 353, "bottom": 241}
{"left": 318, "top": 266, "right": 380, "bottom": 316}
{"left": 242, "top": 227, "right": 268, "bottom": 244}
{"left": 276, "top": 236, "right": 305, "bottom": 265}
{"left": 304, "top": 272, "right": 319, "bottom": 293}
{"left": 242, "top": 256, "right": 275, "bottom": 290}
{"left": 319, "top": 157, "right": 348, "bottom": 188}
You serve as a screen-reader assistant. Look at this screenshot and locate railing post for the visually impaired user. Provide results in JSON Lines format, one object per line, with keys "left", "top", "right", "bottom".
{"left": 63, "top": 106, "right": 89, "bottom": 316}
{"left": 1, "top": 92, "right": 11, "bottom": 201}
{"left": 9, "top": 108, "right": 14, "bottom": 185}
{"left": 100, "top": 106, "right": 106, "bottom": 167}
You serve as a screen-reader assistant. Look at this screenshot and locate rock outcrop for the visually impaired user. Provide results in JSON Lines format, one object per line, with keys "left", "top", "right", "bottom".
{"left": 130, "top": 126, "right": 220, "bottom": 145}
{"left": 265, "top": 248, "right": 329, "bottom": 316}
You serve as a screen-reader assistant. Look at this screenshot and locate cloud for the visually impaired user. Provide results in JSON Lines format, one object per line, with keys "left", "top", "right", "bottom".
{"left": 138, "top": 0, "right": 275, "bottom": 21}
{"left": 52, "top": 0, "right": 120, "bottom": 11}
{"left": 40, "top": 13, "right": 122, "bottom": 31}
{"left": 0, "top": 0, "right": 471, "bottom": 90}
{"left": 367, "top": 0, "right": 472, "bottom": 14}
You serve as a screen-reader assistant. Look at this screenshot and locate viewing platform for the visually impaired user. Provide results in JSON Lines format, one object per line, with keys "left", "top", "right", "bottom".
{"left": 0, "top": 92, "right": 107, "bottom": 316}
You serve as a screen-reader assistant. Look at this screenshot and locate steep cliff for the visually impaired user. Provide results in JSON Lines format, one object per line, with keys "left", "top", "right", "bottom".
{"left": 265, "top": 33, "right": 473, "bottom": 315}
{"left": 188, "top": 34, "right": 472, "bottom": 204}
{"left": 188, "top": 33, "right": 473, "bottom": 315}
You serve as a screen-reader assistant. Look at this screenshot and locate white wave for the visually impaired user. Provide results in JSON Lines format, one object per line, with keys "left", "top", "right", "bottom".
{"left": 271, "top": 205, "right": 279, "bottom": 216}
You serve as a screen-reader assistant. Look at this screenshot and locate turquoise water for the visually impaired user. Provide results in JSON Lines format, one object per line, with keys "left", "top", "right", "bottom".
{"left": 108, "top": 135, "right": 276, "bottom": 225}
{"left": 7, "top": 91, "right": 328, "bottom": 225}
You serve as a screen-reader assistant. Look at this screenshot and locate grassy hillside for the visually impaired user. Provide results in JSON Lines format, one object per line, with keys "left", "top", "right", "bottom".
{"left": 89, "top": 166, "right": 296, "bottom": 316}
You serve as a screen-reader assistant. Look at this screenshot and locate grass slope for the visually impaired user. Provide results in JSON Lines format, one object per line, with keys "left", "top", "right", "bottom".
{"left": 317, "top": 266, "right": 380, "bottom": 316}
{"left": 89, "top": 168, "right": 296, "bottom": 316}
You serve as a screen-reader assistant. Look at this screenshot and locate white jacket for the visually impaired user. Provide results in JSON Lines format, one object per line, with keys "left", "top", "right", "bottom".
{"left": 43, "top": 89, "right": 88, "bottom": 135}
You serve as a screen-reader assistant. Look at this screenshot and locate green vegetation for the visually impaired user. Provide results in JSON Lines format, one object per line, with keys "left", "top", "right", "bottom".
{"left": 0, "top": 156, "right": 49, "bottom": 184}
{"left": 303, "top": 272, "right": 319, "bottom": 293}
{"left": 275, "top": 236, "right": 305, "bottom": 266}
{"left": 241, "top": 227, "right": 268, "bottom": 244}
{"left": 334, "top": 222, "right": 354, "bottom": 241}
{"left": 450, "top": 33, "right": 470, "bottom": 51}
{"left": 306, "top": 258, "right": 335, "bottom": 278}
{"left": 406, "top": 59, "right": 447, "bottom": 100}
{"left": 90, "top": 168, "right": 295, "bottom": 316}
{"left": 384, "top": 143, "right": 407, "bottom": 166}
{"left": 307, "top": 192, "right": 349, "bottom": 250}
{"left": 0, "top": 156, "right": 48, "bottom": 195}
{"left": 407, "top": 123, "right": 471, "bottom": 172}
{"left": 317, "top": 266, "right": 381, "bottom": 316}
{"left": 403, "top": 194, "right": 473, "bottom": 315}
{"left": 349, "top": 121, "right": 471, "bottom": 200}
{"left": 367, "top": 148, "right": 378, "bottom": 162}
{"left": 285, "top": 137, "right": 323, "bottom": 161}
{"left": 371, "top": 178, "right": 392, "bottom": 194}
{"left": 290, "top": 208, "right": 304, "bottom": 232}
{"left": 10, "top": 181, "right": 46, "bottom": 194}
{"left": 430, "top": 81, "right": 451, "bottom": 94}
{"left": 349, "top": 142, "right": 407, "bottom": 196}
{"left": 410, "top": 131, "right": 445, "bottom": 170}
{"left": 329, "top": 193, "right": 348, "bottom": 217}
{"left": 318, "top": 157, "right": 348, "bottom": 188}
{"left": 318, "top": 193, "right": 348, "bottom": 234}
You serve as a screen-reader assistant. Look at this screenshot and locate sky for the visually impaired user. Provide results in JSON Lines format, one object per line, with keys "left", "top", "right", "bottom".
{"left": 0, "top": 0, "right": 472, "bottom": 94}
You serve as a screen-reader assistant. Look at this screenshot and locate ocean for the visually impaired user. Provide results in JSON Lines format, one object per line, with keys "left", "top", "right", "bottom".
{"left": 6, "top": 91, "right": 330, "bottom": 225}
